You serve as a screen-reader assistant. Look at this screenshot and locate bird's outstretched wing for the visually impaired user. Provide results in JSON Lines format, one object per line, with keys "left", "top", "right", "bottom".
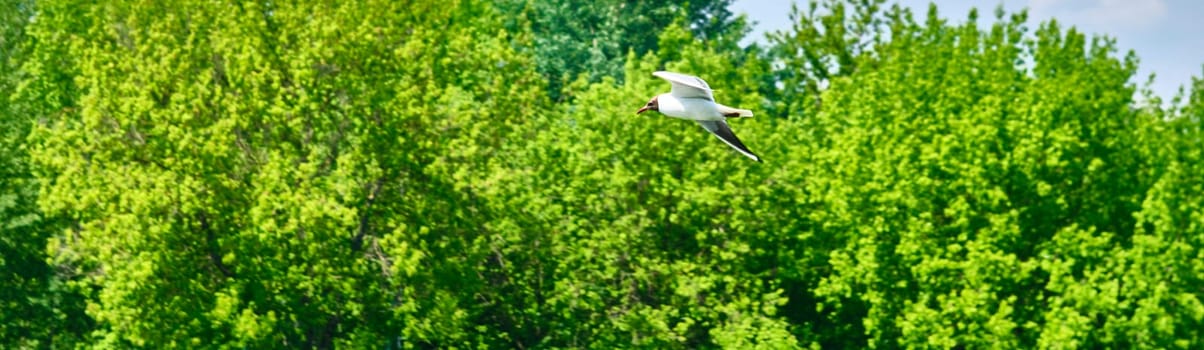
{"left": 696, "top": 120, "right": 762, "bottom": 162}
{"left": 653, "top": 71, "right": 714, "bottom": 101}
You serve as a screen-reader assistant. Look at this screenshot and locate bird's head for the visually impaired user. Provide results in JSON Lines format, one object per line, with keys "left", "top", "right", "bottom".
{"left": 636, "top": 96, "right": 659, "bottom": 115}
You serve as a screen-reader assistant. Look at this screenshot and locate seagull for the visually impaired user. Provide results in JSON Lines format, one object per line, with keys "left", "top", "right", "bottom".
{"left": 636, "top": 71, "right": 762, "bottom": 162}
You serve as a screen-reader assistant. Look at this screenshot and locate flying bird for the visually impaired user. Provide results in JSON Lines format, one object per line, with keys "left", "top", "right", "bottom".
{"left": 636, "top": 71, "right": 762, "bottom": 162}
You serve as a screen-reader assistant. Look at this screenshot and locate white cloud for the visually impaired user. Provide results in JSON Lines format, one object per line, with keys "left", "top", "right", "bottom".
{"left": 1029, "top": 0, "right": 1168, "bottom": 30}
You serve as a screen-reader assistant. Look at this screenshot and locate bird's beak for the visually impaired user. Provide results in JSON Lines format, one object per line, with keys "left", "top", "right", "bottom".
{"left": 636, "top": 106, "right": 650, "bottom": 115}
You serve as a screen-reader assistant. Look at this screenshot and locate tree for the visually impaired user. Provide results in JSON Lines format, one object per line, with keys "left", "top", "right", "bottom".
{"left": 765, "top": 0, "right": 892, "bottom": 118}
{"left": 1, "top": 0, "right": 92, "bottom": 347}
{"left": 8, "top": 0, "right": 1204, "bottom": 347}
{"left": 771, "top": 2, "right": 1203, "bottom": 348}
{"left": 495, "top": 0, "right": 749, "bottom": 100}
{"left": 1112, "top": 69, "right": 1204, "bottom": 348}
{"left": 21, "top": 0, "right": 546, "bottom": 347}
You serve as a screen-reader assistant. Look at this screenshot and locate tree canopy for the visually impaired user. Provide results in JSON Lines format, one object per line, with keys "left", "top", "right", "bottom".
{"left": 2, "top": 0, "right": 1202, "bottom": 348}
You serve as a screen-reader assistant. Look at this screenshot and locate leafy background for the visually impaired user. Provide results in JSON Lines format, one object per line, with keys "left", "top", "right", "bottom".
{"left": 2, "top": 0, "right": 1202, "bottom": 348}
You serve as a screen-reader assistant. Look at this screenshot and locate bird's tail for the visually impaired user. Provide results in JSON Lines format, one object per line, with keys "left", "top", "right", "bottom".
{"left": 717, "top": 103, "right": 754, "bottom": 118}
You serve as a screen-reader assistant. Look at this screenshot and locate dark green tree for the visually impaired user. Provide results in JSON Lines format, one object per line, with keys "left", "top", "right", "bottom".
{"left": 1, "top": 0, "right": 92, "bottom": 347}
{"left": 765, "top": 0, "right": 892, "bottom": 118}
{"left": 495, "top": 0, "right": 749, "bottom": 99}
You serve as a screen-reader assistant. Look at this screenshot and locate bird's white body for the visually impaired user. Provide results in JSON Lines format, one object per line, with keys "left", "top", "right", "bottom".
{"left": 654, "top": 94, "right": 727, "bottom": 121}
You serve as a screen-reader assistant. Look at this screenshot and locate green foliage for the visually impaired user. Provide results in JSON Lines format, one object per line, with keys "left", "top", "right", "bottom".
{"left": 765, "top": 0, "right": 891, "bottom": 118}
{"left": 482, "top": 40, "right": 790, "bottom": 347}
{"left": 3, "top": 0, "right": 1203, "bottom": 348}
{"left": 768, "top": 3, "right": 1203, "bottom": 348}
{"left": 1, "top": 0, "right": 92, "bottom": 347}
{"left": 495, "top": 0, "right": 748, "bottom": 100}
{"left": 19, "top": 0, "right": 544, "bottom": 347}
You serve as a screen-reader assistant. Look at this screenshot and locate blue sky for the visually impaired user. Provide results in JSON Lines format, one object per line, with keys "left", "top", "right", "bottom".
{"left": 730, "top": 0, "right": 1204, "bottom": 102}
